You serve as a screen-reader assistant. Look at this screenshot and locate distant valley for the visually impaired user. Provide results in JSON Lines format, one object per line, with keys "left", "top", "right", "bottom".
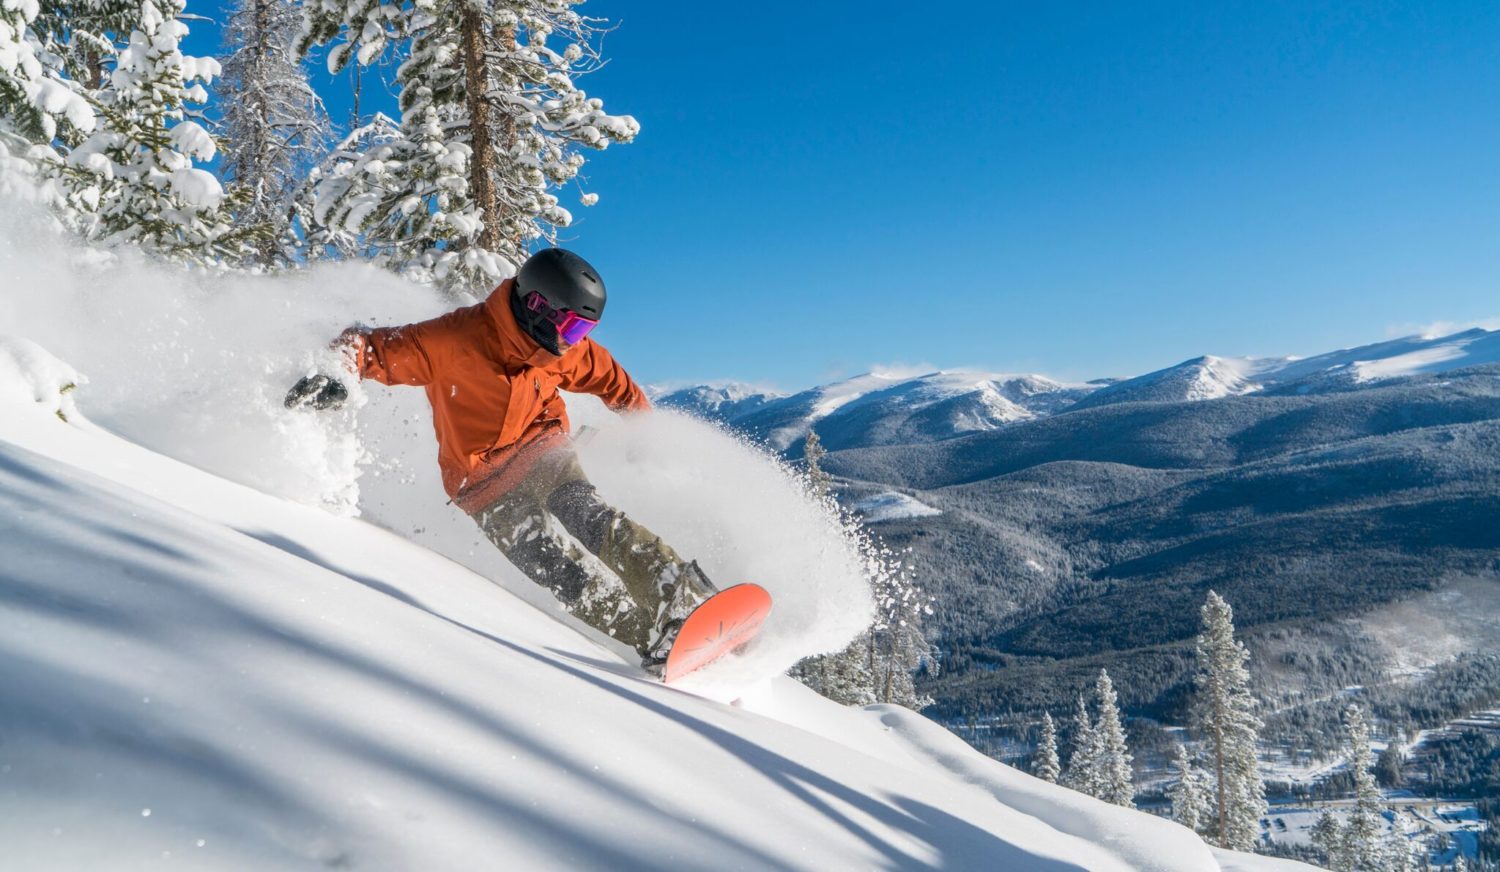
{"left": 656, "top": 328, "right": 1500, "bottom": 744}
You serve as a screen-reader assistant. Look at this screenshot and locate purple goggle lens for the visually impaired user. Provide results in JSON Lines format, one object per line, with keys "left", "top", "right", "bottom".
{"left": 525, "top": 291, "right": 598, "bottom": 345}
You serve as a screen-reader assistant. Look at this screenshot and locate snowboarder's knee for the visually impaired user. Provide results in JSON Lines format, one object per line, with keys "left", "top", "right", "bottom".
{"left": 545, "top": 479, "right": 617, "bottom": 552}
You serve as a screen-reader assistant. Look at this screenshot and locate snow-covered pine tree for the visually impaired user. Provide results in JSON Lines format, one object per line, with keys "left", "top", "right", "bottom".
{"left": 786, "top": 429, "right": 879, "bottom": 705}
{"left": 1191, "top": 590, "right": 1268, "bottom": 851}
{"left": 787, "top": 638, "right": 876, "bottom": 707}
{"left": 1064, "top": 692, "right": 1100, "bottom": 797}
{"left": 293, "top": 110, "right": 399, "bottom": 261}
{"left": 219, "top": 0, "right": 330, "bottom": 264}
{"left": 1310, "top": 811, "right": 1350, "bottom": 871}
{"left": 792, "top": 546, "right": 930, "bottom": 711}
{"left": 1342, "top": 703, "right": 1385, "bottom": 871}
{"left": 790, "top": 561, "right": 932, "bottom": 710}
{"left": 7, "top": 0, "right": 123, "bottom": 219}
{"left": 31, "top": 0, "right": 138, "bottom": 90}
{"left": 803, "top": 430, "right": 832, "bottom": 495}
{"left": 46, "top": 0, "right": 244, "bottom": 261}
{"left": 0, "top": 0, "right": 97, "bottom": 150}
{"left": 867, "top": 547, "right": 936, "bottom": 709}
{"left": 0, "top": 0, "right": 103, "bottom": 212}
{"left": 1168, "top": 743, "right": 1208, "bottom": 833}
{"left": 1091, "top": 669, "right": 1135, "bottom": 807}
{"left": 790, "top": 433, "right": 935, "bottom": 710}
{"left": 300, "top": 0, "right": 638, "bottom": 292}
{"left": 1379, "top": 828, "right": 1418, "bottom": 872}
{"left": 1034, "top": 711, "right": 1061, "bottom": 784}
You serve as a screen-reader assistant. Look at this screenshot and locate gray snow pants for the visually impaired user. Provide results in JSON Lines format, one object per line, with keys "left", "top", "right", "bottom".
{"left": 469, "top": 447, "right": 715, "bottom": 659}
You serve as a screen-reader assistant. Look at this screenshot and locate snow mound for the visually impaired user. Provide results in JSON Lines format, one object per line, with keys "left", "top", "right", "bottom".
{"left": 852, "top": 490, "right": 943, "bottom": 523}
{"left": 0, "top": 335, "right": 83, "bottom": 420}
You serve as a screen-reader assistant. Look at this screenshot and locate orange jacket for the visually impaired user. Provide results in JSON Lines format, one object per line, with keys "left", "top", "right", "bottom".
{"left": 343, "top": 278, "right": 650, "bottom": 512}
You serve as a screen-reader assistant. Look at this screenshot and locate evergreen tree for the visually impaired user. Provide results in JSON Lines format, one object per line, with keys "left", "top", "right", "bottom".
{"left": 1311, "top": 812, "right": 1350, "bottom": 871}
{"left": 1092, "top": 669, "right": 1135, "bottom": 807}
{"left": 0, "top": 0, "right": 96, "bottom": 146}
{"left": 787, "top": 428, "right": 880, "bottom": 706}
{"left": 1379, "top": 829, "right": 1418, "bottom": 872}
{"left": 32, "top": 0, "right": 138, "bottom": 91}
{"left": 866, "top": 548, "right": 935, "bottom": 709}
{"left": 1343, "top": 704, "right": 1385, "bottom": 871}
{"left": 1065, "top": 692, "right": 1100, "bottom": 796}
{"left": 1168, "top": 743, "right": 1208, "bottom": 833}
{"left": 47, "top": 0, "right": 244, "bottom": 261}
{"left": 803, "top": 430, "right": 832, "bottom": 496}
{"left": 1376, "top": 742, "right": 1406, "bottom": 789}
{"left": 789, "top": 442, "right": 934, "bottom": 711}
{"left": 295, "top": 110, "right": 399, "bottom": 261}
{"left": 1034, "top": 712, "right": 1061, "bottom": 784}
{"left": 218, "top": 0, "right": 329, "bottom": 263}
{"left": 1308, "top": 705, "right": 1393, "bottom": 872}
{"left": 787, "top": 634, "right": 876, "bottom": 707}
{"left": 1191, "top": 590, "right": 1268, "bottom": 851}
{"left": 301, "top": 0, "right": 638, "bottom": 291}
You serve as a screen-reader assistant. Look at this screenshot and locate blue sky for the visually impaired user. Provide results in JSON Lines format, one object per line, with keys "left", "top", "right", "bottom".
{"left": 190, "top": 0, "right": 1500, "bottom": 389}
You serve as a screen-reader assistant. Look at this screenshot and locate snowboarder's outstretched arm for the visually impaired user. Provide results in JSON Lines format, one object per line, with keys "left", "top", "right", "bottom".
{"left": 558, "top": 339, "right": 651, "bottom": 414}
{"left": 336, "top": 314, "right": 464, "bottom": 388}
{"left": 284, "top": 314, "right": 459, "bottom": 410}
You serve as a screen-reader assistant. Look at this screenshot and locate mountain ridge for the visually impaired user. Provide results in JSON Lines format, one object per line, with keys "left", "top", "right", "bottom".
{"left": 655, "top": 327, "right": 1500, "bottom": 455}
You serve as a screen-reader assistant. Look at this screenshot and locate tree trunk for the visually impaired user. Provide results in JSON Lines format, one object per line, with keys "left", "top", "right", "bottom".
{"left": 86, "top": 52, "right": 104, "bottom": 90}
{"left": 251, "top": 0, "right": 276, "bottom": 265}
{"left": 1214, "top": 692, "right": 1228, "bottom": 845}
{"left": 459, "top": 5, "right": 501, "bottom": 254}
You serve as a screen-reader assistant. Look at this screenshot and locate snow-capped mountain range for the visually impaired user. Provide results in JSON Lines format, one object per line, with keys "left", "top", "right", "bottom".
{"left": 656, "top": 327, "right": 1500, "bottom": 453}
{"left": 656, "top": 371, "right": 1096, "bottom": 453}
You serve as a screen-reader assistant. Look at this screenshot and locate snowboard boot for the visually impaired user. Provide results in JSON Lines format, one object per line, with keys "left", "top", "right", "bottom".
{"left": 640, "top": 560, "right": 718, "bottom": 672}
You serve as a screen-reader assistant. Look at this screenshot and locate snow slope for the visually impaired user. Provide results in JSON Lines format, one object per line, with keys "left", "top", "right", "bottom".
{"left": 0, "top": 340, "right": 1314, "bottom": 870}
{"left": 1265, "top": 327, "right": 1500, "bottom": 388}
{"left": 1069, "top": 355, "right": 1269, "bottom": 410}
{"left": 852, "top": 491, "right": 943, "bottom": 523}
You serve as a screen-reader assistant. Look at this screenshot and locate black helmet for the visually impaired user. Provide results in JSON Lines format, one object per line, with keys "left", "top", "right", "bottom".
{"left": 510, "top": 248, "right": 606, "bottom": 353}
{"left": 514, "top": 248, "right": 606, "bottom": 320}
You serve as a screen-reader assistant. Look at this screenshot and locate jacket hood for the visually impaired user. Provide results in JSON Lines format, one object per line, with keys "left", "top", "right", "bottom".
{"left": 485, "top": 278, "right": 561, "bottom": 369}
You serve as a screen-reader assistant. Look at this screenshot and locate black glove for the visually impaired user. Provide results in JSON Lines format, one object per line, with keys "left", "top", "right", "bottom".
{"left": 284, "top": 374, "right": 349, "bottom": 411}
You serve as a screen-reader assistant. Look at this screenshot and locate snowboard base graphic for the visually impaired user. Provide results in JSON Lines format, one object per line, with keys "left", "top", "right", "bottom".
{"left": 663, "top": 583, "right": 773, "bottom": 685}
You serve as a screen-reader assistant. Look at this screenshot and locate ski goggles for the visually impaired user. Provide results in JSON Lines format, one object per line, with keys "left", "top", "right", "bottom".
{"left": 524, "top": 291, "right": 599, "bottom": 345}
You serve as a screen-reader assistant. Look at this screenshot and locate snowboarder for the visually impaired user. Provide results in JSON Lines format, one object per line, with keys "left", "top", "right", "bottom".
{"left": 286, "top": 248, "right": 718, "bottom": 670}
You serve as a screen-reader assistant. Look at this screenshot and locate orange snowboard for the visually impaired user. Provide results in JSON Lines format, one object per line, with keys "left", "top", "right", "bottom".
{"left": 663, "top": 583, "right": 773, "bottom": 684}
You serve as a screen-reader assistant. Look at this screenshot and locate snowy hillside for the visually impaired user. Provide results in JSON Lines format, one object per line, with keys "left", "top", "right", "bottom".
{"left": 652, "top": 381, "right": 788, "bottom": 423}
{"left": 0, "top": 347, "right": 1315, "bottom": 869}
{"left": 1068, "top": 355, "right": 1268, "bottom": 410}
{"left": 658, "top": 370, "right": 1094, "bottom": 453}
{"left": 1262, "top": 327, "right": 1500, "bottom": 389}
{"left": 1072, "top": 328, "right": 1500, "bottom": 411}
{"left": 852, "top": 491, "right": 944, "bottom": 524}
